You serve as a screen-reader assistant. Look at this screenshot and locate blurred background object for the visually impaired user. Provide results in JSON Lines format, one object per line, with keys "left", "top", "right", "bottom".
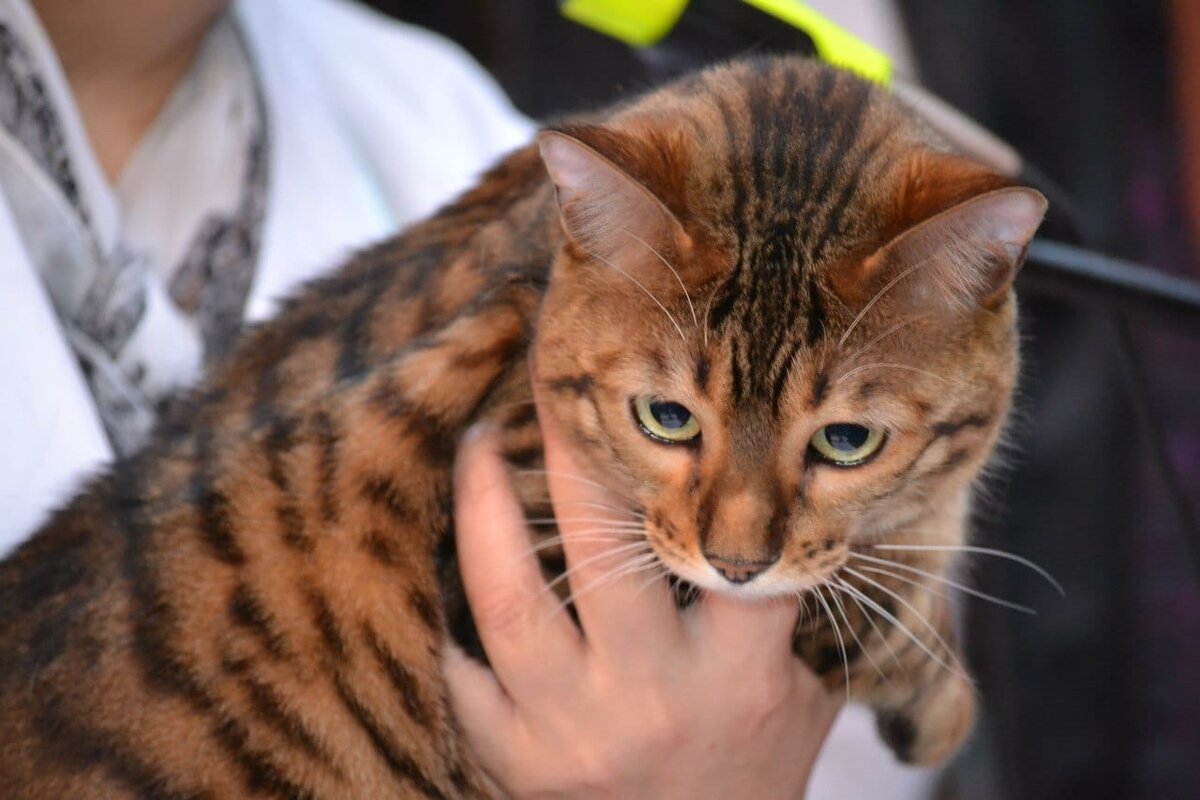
{"left": 362, "top": 1, "right": 1200, "bottom": 798}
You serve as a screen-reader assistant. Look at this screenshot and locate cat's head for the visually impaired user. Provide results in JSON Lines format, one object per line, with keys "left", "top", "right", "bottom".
{"left": 532, "top": 57, "right": 1046, "bottom": 598}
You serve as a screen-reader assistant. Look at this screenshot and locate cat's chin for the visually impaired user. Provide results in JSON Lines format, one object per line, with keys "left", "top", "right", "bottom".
{"left": 657, "top": 556, "right": 834, "bottom": 601}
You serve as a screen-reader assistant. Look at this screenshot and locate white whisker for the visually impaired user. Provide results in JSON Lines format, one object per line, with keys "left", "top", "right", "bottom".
{"left": 516, "top": 538, "right": 646, "bottom": 573}
{"left": 517, "top": 542, "right": 631, "bottom": 577}
{"left": 812, "top": 585, "right": 852, "bottom": 703}
{"left": 620, "top": 228, "right": 698, "bottom": 330}
{"left": 513, "top": 469, "right": 639, "bottom": 507}
{"left": 586, "top": 248, "right": 687, "bottom": 342}
{"left": 837, "top": 581, "right": 907, "bottom": 679}
{"left": 523, "top": 517, "right": 646, "bottom": 530}
{"left": 852, "top": 560, "right": 951, "bottom": 606}
{"left": 827, "top": 583, "right": 891, "bottom": 688}
{"left": 511, "top": 470, "right": 643, "bottom": 513}
{"left": 834, "top": 577, "right": 965, "bottom": 681}
{"left": 633, "top": 563, "right": 673, "bottom": 595}
{"left": 849, "top": 555, "right": 1037, "bottom": 615}
{"left": 701, "top": 290, "right": 716, "bottom": 348}
{"left": 521, "top": 534, "right": 643, "bottom": 557}
{"left": 836, "top": 257, "right": 935, "bottom": 349}
{"left": 557, "top": 553, "right": 662, "bottom": 613}
{"left": 837, "top": 317, "right": 923, "bottom": 374}
{"left": 542, "top": 499, "right": 648, "bottom": 519}
{"left": 537, "top": 541, "right": 652, "bottom": 598}
{"left": 867, "top": 544, "right": 1064, "bottom": 595}
{"left": 841, "top": 567, "right": 968, "bottom": 682}
{"left": 835, "top": 362, "right": 957, "bottom": 386}
{"left": 794, "top": 589, "right": 811, "bottom": 630}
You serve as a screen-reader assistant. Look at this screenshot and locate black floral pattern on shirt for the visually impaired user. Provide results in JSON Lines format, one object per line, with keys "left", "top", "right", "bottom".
{"left": 0, "top": 23, "right": 84, "bottom": 217}
{"left": 0, "top": 17, "right": 269, "bottom": 455}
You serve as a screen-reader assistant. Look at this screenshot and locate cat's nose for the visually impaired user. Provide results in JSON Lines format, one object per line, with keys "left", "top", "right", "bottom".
{"left": 703, "top": 553, "right": 778, "bottom": 584}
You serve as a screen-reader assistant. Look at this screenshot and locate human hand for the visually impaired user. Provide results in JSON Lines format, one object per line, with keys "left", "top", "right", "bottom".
{"left": 446, "top": 409, "right": 841, "bottom": 799}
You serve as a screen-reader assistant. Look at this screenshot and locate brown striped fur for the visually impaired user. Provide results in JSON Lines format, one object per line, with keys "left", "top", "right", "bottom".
{"left": 0, "top": 56, "right": 1045, "bottom": 797}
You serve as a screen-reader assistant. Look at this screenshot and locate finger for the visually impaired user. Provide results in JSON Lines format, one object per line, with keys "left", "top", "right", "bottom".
{"left": 535, "top": 390, "right": 683, "bottom": 652}
{"left": 693, "top": 590, "right": 801, "bottom": 658}
{"left": 443, "top": 641, "right": 515, "bottom": 732}
{"left": 788, "top": 655, "right": 843, "bottom": 760}
{"left": 454, "top": 423, "right": 583, "bottom": 694}
{"left": 443, "top": 642, "right": 532, "bottom": 789}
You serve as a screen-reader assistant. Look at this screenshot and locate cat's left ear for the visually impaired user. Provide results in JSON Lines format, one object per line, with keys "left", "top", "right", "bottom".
{"left": 537, "top": 129, "right": 690, "bottom": 264}
{"left": 849, "top": 187, "right": 1047, "bottom": 313}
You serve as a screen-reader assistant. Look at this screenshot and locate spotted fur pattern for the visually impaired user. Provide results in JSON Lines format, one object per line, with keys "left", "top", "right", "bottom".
{"left": 0, "top": 56, "right": 1045, "bottom": 797}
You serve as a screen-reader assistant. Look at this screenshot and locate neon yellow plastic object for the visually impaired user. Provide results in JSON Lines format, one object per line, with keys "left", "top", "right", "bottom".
{"left": 561, "top": 0, "right": 891, "bottom": 86}
{"left": 561, "top": 0, "right": 689, "bottom": 47}
{"left": 740, "top": 0, "right": 892, "bottom": 84}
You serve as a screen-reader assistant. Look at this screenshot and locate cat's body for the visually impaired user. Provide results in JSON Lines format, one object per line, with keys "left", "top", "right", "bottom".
{"left": 0, "top": 57, "right": 1044, "bottom": 798}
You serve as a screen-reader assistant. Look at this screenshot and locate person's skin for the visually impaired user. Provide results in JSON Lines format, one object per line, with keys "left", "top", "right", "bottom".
{"left": 31, "top": 0, "right": 230, "bottom": 181}
{"left": 448, "top": 401, "right": 840, "bottom": 798}
{"left": 28, "top": 3, "right": 842, "bottom": 792}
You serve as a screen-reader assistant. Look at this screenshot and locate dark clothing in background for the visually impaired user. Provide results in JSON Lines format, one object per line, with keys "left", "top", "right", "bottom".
{"left": 367, "top": 2, "right": 1199, "bottom": 797}
{"left": 903, "top": 4, "right": 1199, "bottom": 799}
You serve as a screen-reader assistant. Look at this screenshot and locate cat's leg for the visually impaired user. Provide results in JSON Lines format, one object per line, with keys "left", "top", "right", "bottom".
{"left": 793, "top": 569, "right": 975, "bottom": 765}
{"left": 867, "top": 589, "right": 975, "bottom": 766}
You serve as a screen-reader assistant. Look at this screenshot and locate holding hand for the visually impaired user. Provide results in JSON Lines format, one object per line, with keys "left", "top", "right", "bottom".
{"left": 446, "top": 408, "right": 840, "bottom": 799}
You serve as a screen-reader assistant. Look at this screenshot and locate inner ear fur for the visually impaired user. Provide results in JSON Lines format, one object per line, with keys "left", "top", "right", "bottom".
{"left": 536, "top": 127, "right": 690, "bottom": 268}
{"left": 840, "top": 185, "right": 1048, "bottom": 314}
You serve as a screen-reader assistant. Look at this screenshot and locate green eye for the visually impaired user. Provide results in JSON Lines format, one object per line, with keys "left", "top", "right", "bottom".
{"left": 810, "top": 424, "right": 885, "bottom": 466}
{"left": 634, "top": 396, "right": 701, "bottom": 443}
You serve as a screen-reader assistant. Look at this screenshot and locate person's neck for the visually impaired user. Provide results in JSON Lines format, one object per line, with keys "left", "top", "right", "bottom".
{"left": 31, "top": 0, "right": 231, "bottom": 183}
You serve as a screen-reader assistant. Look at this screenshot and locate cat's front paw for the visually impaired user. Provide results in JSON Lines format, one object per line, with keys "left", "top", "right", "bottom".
{"left": 875, "top": 673, "right": 975, "bottom": 766}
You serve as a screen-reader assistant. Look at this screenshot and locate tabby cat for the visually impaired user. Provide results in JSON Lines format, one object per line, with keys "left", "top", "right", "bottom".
{"left": 0, "top": 56, "right": 1045, "bottom": 798}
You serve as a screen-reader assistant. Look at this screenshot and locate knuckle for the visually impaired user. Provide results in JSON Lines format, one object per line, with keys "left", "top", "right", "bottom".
{"left": 473, "top": 588, "right": 531, "bottom": 641}
{"left": 639, "top": 710, "right": 681, "bottom": 753}
{"left": 562, "top": 733, "right": 628, "bottom": 791}
{"left": 576, "top": 694, "right": 680, "bottom": 780}
{"left": 581, "top": 732, "right": 658, "bottom": 788}
{"left": 732, "top": 673, "right": 794, "bottom": 730}
{"left": 581, "top": 744, "right": 622, "bottom": 785}
{"left": 632, "top": 688, "right": 688, "bottom": 752}
{"left": 756, "top": 676, "right": 794, "bottom": 712}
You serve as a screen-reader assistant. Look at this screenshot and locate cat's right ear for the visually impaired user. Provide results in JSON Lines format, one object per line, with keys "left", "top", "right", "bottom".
{"left": 537, "top": 129, "right": 690, "bottom": 264}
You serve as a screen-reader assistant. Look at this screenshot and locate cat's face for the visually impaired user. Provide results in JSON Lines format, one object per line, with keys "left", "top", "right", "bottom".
{"left": 533, "top": 58, "right": 1045, "bottom": 598}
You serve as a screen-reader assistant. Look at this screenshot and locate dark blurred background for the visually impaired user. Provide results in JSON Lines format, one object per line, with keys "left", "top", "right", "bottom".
{"left": 361, "top": 2, "right": 1199, "bottom": 798}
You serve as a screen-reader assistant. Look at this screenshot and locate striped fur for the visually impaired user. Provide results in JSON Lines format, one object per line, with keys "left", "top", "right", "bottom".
{"left": 0, "top": 56, "right": 1043, "bottom": 796}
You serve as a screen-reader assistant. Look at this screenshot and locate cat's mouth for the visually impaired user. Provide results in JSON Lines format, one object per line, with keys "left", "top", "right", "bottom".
{"left": 640, "top": 524, "right": 851, "bottom": 600}
{"left": 645, "top": 538, "right": 847, "bottom": 601}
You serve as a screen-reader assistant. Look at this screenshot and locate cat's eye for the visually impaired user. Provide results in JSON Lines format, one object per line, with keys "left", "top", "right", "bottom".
{"left": 810, "top": 424, "right": 885, "bottom": 466}
{"left": 633, "top": 396, "right": 701, "bottom": 443}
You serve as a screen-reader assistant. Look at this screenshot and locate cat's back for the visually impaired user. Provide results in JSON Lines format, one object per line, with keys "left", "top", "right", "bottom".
{"left": 0, "top": 480, "right": 148, "bottom": 795}
{"left": 0, "top": 480, "right": 123, "bottom": 679}
{"left": 0, "top": 115, "right": 549, "bottom": 800}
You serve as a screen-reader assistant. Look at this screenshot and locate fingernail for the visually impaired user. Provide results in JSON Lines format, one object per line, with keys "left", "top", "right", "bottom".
{"left": 442, "top": 638, "right": 466, "bottom": 663}
{"left": 462, "top": 420, "right": 496, "bottom": 445}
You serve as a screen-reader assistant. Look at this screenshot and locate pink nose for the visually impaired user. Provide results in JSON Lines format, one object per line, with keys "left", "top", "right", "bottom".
{"left": 704, "top": 554, "right": 777, "bottom": 584}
